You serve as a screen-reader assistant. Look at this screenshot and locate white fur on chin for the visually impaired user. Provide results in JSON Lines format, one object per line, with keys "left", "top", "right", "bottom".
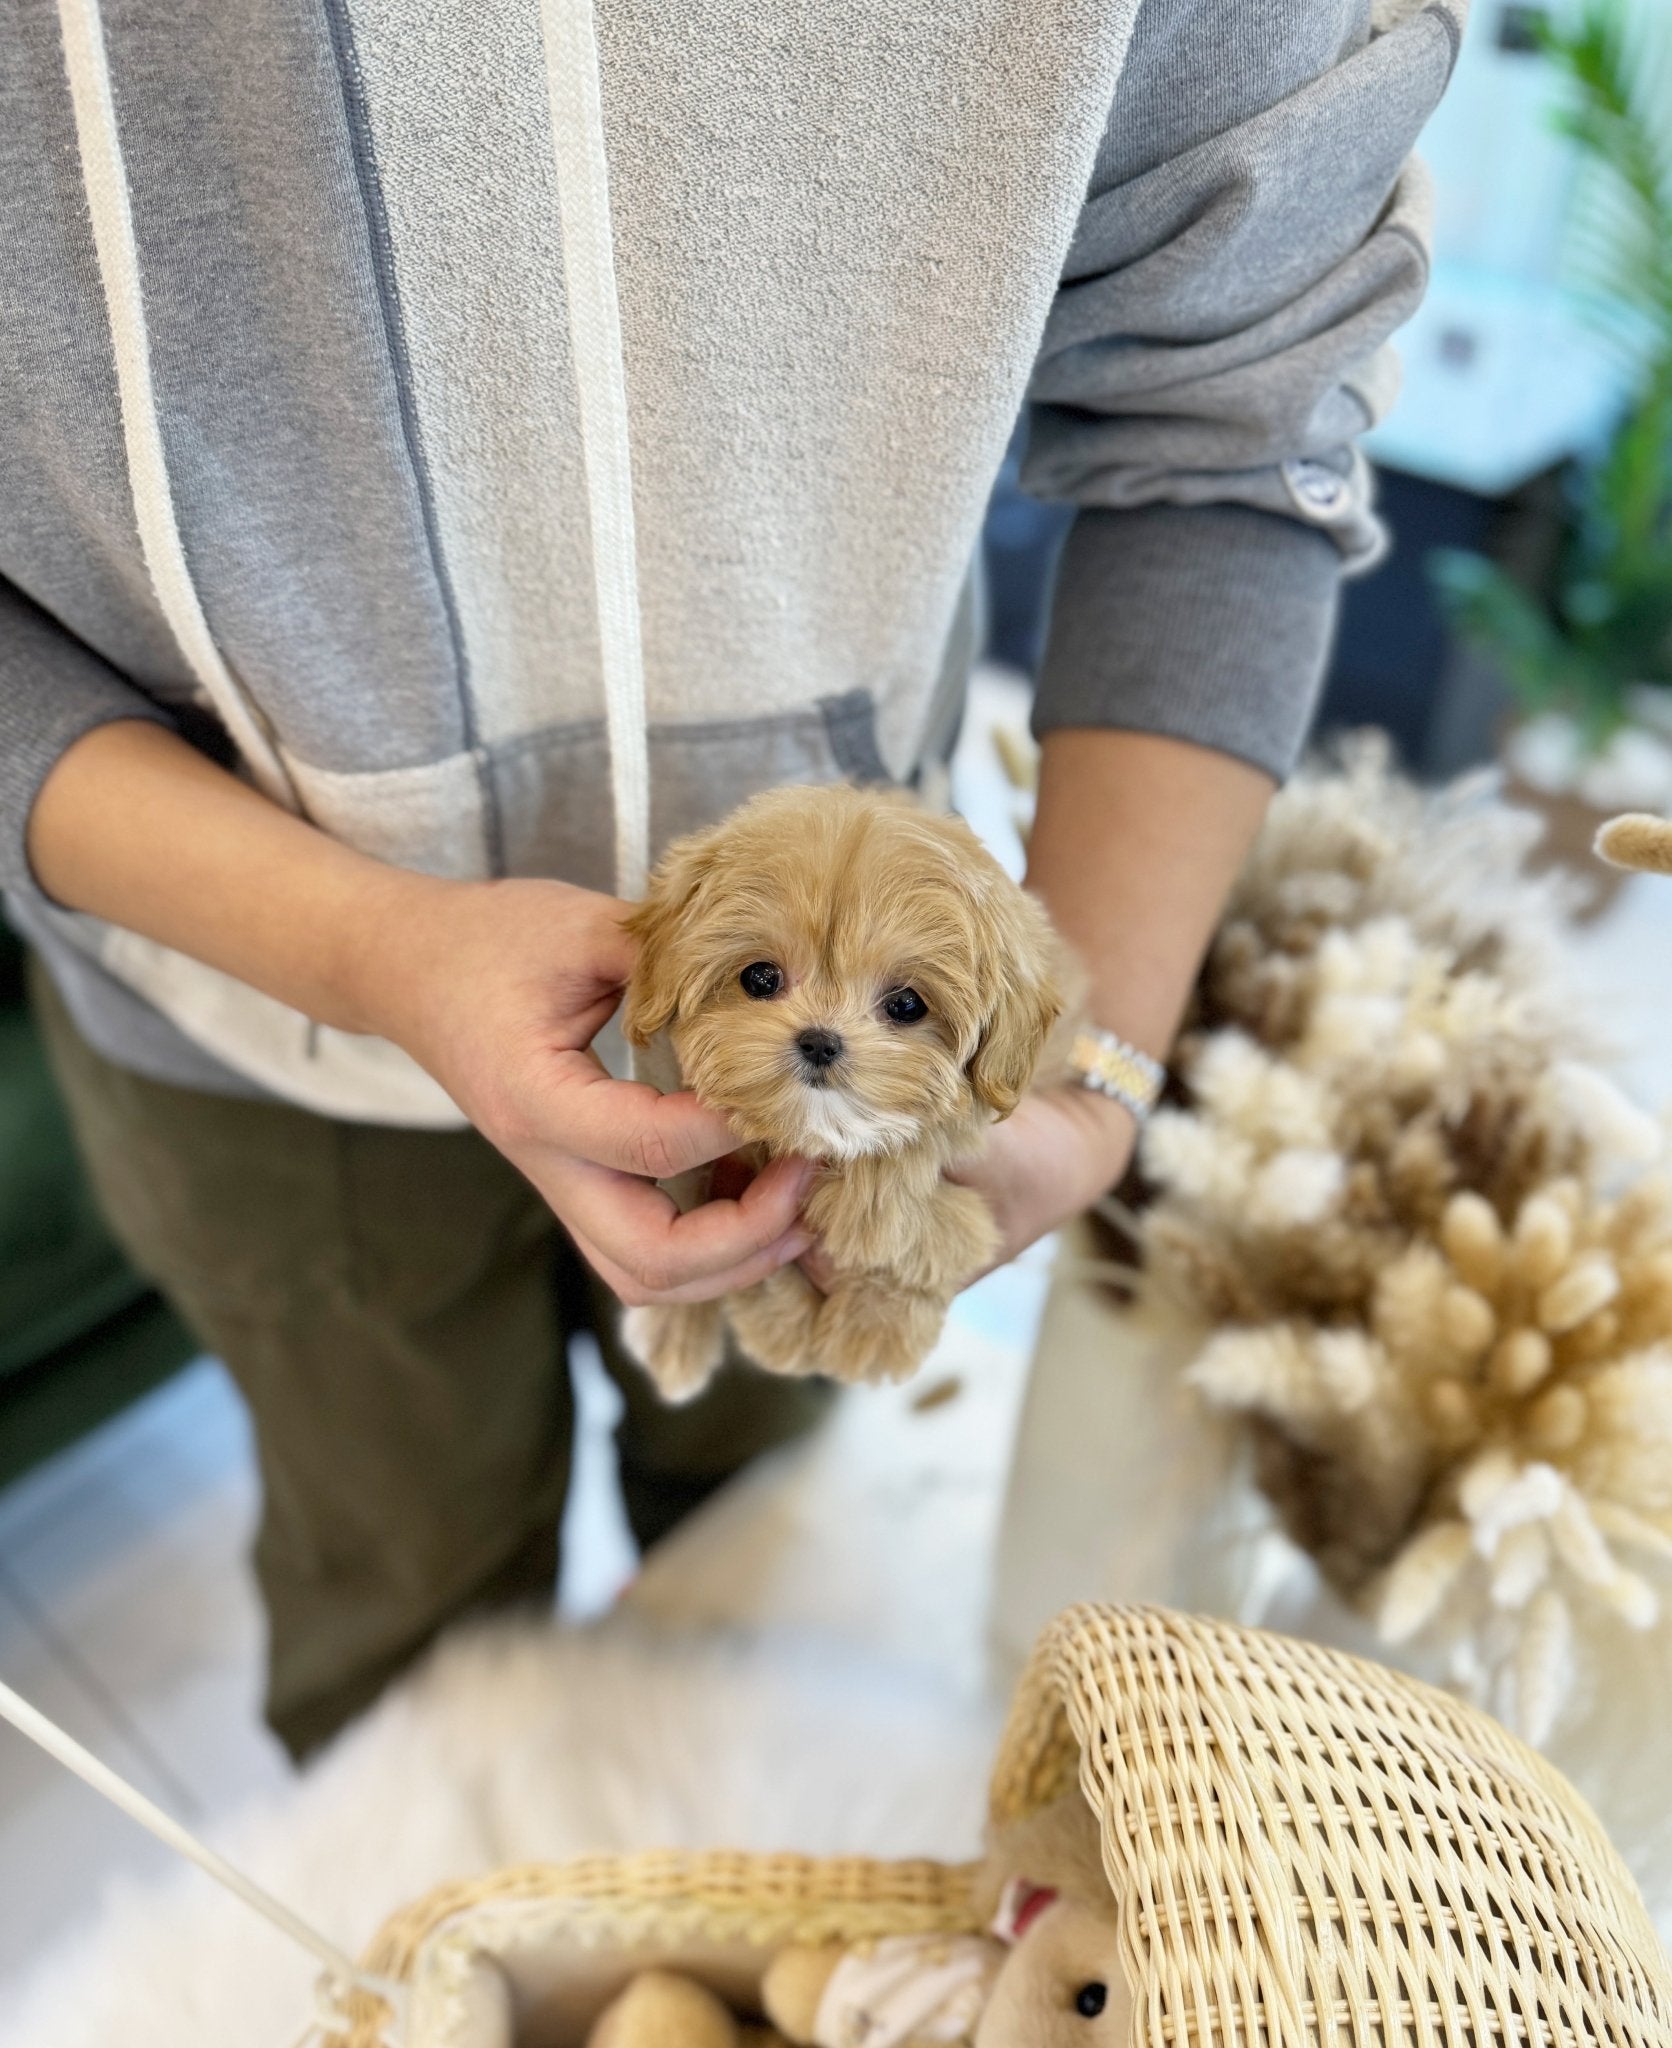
{"left": 788, "top": 1082, "right": 923, "bottom": 1161}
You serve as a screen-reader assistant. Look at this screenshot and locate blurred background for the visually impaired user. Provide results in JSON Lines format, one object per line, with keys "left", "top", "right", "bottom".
{"left": 986, "top": 0, "right": 1672, "bottom": 880}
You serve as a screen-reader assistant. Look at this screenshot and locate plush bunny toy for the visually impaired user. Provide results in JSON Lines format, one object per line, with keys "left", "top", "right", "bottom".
{"left": 763, "top": 1793, "right": 1132, "bottom": 2048}
{"left": 584, "top": 1795, "right": 1131, "bottom": 2048}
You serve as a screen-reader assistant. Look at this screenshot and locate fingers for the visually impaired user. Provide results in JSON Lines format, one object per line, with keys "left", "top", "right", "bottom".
{"left": 796, "top": 1241, "right": 837, "bottom": 1295}
{"left": 540, "top": 1151, "right": 820, "bottom": 1301}
{"left": 537, "top": 1049, "right": 738, "bottom": 1179}
{"left": 572, "top": 1220, "right": 815, "bottom": 1306}
{"left": 586, "top": 897, "right": 639, "bottom": 978}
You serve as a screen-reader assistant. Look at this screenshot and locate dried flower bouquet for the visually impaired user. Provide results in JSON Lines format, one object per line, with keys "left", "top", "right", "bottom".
{"left": 1137, "top": 740, "right": 1672, "bottom": 1743}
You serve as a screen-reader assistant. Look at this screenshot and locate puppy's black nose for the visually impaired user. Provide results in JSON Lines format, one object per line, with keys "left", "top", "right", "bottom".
{"left": 796, "top": 1027, "right": 844, "bottom": 1070}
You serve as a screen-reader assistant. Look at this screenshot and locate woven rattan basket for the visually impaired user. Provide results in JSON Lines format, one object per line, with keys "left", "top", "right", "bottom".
{"left": 331, "top": 1604, "right": 1672, "bottom": 2047}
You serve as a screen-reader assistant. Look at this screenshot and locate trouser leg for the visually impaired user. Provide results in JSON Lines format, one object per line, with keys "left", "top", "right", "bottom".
{"left": 575, "top": 1257, "right": 837, "bottom": 1553}
{"left": 29, "top": 958, "right": 574, "bottom": 1758}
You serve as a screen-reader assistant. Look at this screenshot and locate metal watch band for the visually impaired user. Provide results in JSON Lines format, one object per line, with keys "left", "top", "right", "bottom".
{"left": 1068, "top": 1026, "right": 1165, "bottom": 1122}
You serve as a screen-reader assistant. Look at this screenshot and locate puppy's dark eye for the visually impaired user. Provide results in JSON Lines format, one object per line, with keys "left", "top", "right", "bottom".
{"left": 740, "top": 961, "right": 784, "bottom": 999}
{"left": 1075, "top": 1984, "right": 1108, "bottom": 2019}
{"left": 882, "top": 987, "right": 928, "bottom": 1025}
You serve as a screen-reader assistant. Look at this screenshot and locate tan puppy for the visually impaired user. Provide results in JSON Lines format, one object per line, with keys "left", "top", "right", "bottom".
{"left": 622, "top": 785, "right": 1065, "bottom": 1398}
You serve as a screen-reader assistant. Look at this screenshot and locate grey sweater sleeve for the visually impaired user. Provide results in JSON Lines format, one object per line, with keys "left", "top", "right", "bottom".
{"left": 0, "top": 579, "right": 175, "bottom": 890}
{"left": 1027, "top": 0, "right": 1466, "bottom": 778}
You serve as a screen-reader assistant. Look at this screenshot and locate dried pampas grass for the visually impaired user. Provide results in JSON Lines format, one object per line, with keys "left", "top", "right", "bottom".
{"left": 1138, "top": 738, "right": 1672, "bottom": 1744}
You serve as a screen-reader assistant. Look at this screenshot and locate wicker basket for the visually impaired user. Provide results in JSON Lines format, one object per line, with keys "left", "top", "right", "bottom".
{"left": 333, "top": 1851, "right": 979, "bottom": 2047}
{"left": 334, "top": 1605, "right": 1672, "bottom": 2047}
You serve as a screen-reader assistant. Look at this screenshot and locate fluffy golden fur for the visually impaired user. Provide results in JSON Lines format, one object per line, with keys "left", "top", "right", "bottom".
{"left": 621, "top": 785, "right": 1065, "bottom": 1397}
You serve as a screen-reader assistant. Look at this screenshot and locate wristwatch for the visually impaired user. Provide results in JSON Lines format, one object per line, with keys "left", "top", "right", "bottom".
{"left": 1068, "top": 1024, "right": 1165, "bottom": 1123}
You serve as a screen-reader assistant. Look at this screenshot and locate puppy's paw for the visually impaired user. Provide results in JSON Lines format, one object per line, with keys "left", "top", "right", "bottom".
{"left": 622, "top": 1301, "right": 725, "bottom": 1403}
{"left": 813, "top": 1282, "right": 944, "bottom": 1385}
{"left": 727, "top": 1266, "right": 822, "bottom": 1377}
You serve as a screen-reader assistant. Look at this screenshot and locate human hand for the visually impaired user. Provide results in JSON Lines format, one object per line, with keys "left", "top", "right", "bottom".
{"left": 360, "top": 874, "right": 816, "bottom": 1305}
{"left": 26, "top": 724, "right": 810, "bottom": 1304}
{"left": 946, "top": 1085, "right": 1136, "bottom": 1280}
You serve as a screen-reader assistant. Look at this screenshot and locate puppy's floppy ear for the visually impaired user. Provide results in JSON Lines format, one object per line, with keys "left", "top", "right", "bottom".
{"left": 967, "top": 885, "right": 1065, "bottom": 1118}
{"left": 621, "top": 825, "right": 724, "bottom": 1045}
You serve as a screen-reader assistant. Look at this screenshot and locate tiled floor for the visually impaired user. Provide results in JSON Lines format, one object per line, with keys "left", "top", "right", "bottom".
{"left": 0, "top": 1360, "right": 286, "bottom": 1978}
{"left": 0, "top": 1325, "right": 701, "bottom": 1987}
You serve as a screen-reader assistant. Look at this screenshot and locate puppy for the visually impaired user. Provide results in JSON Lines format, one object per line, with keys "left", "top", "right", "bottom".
{"left": 621, "top": 784, "right": 1066, "bottom": 1398}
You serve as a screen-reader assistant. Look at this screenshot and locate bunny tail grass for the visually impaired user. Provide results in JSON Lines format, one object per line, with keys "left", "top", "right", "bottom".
{"left": 1596, "top": 813, "right": 1672, "bottom": 875}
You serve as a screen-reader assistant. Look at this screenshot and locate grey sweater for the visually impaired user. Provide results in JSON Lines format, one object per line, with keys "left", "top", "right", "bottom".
{"left": 0, "top": 0, "right": 1463, "bottom": 1119}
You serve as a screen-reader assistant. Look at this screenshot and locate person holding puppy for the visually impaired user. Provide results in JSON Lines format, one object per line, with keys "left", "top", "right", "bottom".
{"left": 1, "top": 0, "right": 1461, "bottom": 1753}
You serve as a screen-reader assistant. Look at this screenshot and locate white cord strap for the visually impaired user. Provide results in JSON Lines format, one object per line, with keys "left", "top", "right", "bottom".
{"left": 0, "top": 1678, "right": 406, "bottom": 2038}
{"left": 55, "top": 0, "right": 297, "bottom": 811}
{"left": 539, "top": 0, "right": 652, "bottom": 901}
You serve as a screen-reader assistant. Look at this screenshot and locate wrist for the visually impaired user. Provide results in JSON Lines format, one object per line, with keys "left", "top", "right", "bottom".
{"left": 1048, "top": 1077, "right": 1138, "bottom": 1177}
{"left": 322, "top": 859, "right": 468, "bottom": 1044}
{"left": 1067, "top": 1021, "right": 1165, "bottom": 1125}
{"left": 1026, "top": 729, "right": 1271, "bottom": 1063}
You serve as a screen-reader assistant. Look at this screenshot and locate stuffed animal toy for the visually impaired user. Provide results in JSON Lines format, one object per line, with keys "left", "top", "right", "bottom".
{"left": 1596, "top": 811, "right": 1672, "bottom": 874}
{"left": 585, "top": 1969, "right": 788, "bottom": 2048}
{"left": 761, "top": 1792, "right": 1131, "bottom": 2048}
{"left": 621, "top": 784, "right": 1066, "bottom": 1398}
{"left": 581, "top": 1795, "right": 1128, "bottom": 2048}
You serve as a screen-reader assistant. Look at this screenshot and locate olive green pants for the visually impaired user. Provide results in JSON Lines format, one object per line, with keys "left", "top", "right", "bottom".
{"left": 29, "top": 959, "right": 830, "bottom": 1759}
